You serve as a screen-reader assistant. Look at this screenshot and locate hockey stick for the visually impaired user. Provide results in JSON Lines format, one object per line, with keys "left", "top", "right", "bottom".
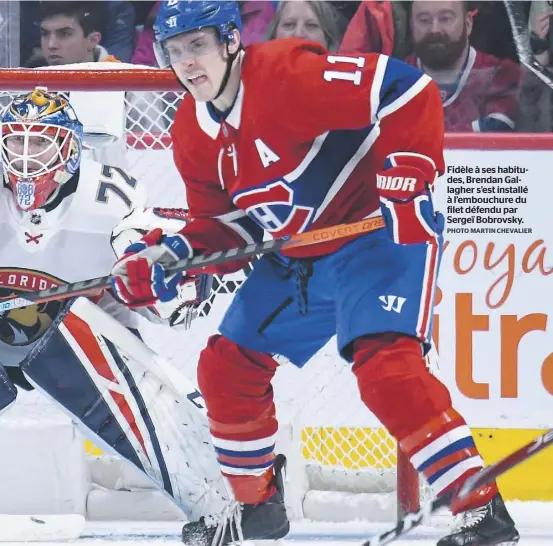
{"left": 504, "top": 0, "right": 553, "bottom": 90}
{"left": 0, "top": 216, "right": 385, "bottom": 313}
{"left": 362, "top": 428, "right": 553, "bottom": 546}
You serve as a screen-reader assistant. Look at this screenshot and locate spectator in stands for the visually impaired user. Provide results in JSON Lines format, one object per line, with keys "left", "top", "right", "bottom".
{"left": 131, "top": 2, "right": 161, "bottom": 66}
{"left": 530, "top": 1, "right": 553, "bottom": 67}
{"left": 266, "top": 1, "right": 345, "bottom": 52}
{"left": 240, "top": 1, "right": 277, "bottom": 46}
{"left": 102, "top": 1, "right": 137, "bottom": 63}
{"left": 515, "top": 1, "right": 553, "bottom": 133}
{"left": 339, "top": 1, "right": 523, "bottom": 64}
{"left": 406, "top": 0, "right": 522, "bottom": 132}
{"left": 339, "top": 1, "right": 412, "bottom": 60}
{"left": 131, "top": 1, "right": 278, "bottom": 66}
{"left": 331, "top": 1, "right": 362, "bottom": 29}
{"left": 26, "top": 1, "right": 116, "bottom": 67}
{"left": 468, "top": 1, "right": 528, "bottom": 63}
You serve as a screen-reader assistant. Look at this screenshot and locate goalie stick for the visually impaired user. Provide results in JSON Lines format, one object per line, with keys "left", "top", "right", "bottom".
{"left": 362, "top": 428, "right": 553, "bottom": 546}
{"left": 0, "top": 217, "right": 385, "bottom": 313}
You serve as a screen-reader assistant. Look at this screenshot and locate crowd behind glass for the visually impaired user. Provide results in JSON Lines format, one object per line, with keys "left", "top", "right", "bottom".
{"left": 3, "top": 0, "right": 553, "bottom": 133}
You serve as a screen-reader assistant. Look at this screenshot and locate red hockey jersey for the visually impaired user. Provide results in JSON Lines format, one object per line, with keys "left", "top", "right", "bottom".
{"left": 170, "top": 38, "right": 445, "bottom": 270}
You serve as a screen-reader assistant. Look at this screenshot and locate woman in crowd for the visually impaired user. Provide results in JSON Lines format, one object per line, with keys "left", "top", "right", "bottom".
{"left": 266, "top": 0, "right": 344, "bottom": 52}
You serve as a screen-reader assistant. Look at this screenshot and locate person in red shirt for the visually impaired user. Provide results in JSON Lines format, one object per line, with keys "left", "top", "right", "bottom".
{"left": 110, "top": 2, "right": 519, "bottom": 546}
{"left": 406, "top": 0, "right": 522, "bottom": 132}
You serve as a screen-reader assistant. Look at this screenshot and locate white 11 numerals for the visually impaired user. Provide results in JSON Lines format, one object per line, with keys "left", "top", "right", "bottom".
{"left": 323, "top": 55, "right": 366, "bottom": 86}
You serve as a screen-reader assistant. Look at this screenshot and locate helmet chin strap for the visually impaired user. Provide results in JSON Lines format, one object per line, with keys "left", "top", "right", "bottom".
{"left": 212, "top": 41, "right": 241, "bottom": 102}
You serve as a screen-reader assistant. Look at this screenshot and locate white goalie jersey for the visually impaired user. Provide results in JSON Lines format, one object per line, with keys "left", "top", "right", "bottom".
{"left": 0, "top": 158, "right": 146, "bottom": 367}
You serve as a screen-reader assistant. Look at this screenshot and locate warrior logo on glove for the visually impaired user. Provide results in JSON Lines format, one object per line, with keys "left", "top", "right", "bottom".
{"left": 376, "top": 152, "right": 444, "bottom": 245}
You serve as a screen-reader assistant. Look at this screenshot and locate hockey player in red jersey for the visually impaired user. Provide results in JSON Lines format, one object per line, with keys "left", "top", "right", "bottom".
{"left": 110, "top": 2, "right": 519, "bottom": 545}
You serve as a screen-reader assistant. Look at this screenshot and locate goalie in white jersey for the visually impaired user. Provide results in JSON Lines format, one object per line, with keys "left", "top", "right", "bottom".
{"left": 0, "top": 88, "right": 229, "bottom": 521}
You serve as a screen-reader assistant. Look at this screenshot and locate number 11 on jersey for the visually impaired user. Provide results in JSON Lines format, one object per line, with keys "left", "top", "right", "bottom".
{"left": 323, "top": 55, "right": 366, "bottom": 86}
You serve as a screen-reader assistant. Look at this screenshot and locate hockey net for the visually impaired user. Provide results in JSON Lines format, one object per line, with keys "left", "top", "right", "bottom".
{"left": 0, "top": 67, "right": 424, "bottom": 522}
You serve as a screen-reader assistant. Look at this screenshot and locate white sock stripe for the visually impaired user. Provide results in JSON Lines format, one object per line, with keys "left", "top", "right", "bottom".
{"left": 220, "top": 464, "right": 272, "bottom": 476}
{"left": 410, "top": 425, "right": 473, "bottom": 469}
{"left": 212, "top": 434, "right": 277, "bottom": 452}
{"left": 430, "top": 456, "right": 484, "bottom": 497}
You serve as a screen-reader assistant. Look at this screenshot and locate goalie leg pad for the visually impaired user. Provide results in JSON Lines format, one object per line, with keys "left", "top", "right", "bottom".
{"left": 352, "top": 333, "right": 489, "bottom": 498}
{"left": 198, "top": 334, "right": 279, "bottom": 503}
{"left": 0, "top": 363, "right": 17, "bottom": 414}
{"left": 21, "top": 297, "right": 228, "bottom": 520}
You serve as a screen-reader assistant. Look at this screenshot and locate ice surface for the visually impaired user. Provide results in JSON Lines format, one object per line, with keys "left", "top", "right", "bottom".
{"left": 3, "top": 502, "right": 550, "bottom": 546}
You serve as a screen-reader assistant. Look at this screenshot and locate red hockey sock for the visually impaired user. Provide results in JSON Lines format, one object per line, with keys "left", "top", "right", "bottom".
{"left": 197, "top": 335, "right": 279, "bottom": 504}
{"left": 449, "top": 470, "right": 498, "bottom": 514}
{"left": 352, "top": 334, "right": 492, "bottom": 503}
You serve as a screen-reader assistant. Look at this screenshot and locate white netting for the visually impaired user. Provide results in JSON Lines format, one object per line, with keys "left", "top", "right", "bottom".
{"left": 0, "top": 80, "right": 421, "bottom": 521}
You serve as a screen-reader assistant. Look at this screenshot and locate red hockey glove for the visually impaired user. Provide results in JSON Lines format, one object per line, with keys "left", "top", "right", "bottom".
{"left": 377, "top": 153, "right": 444, "bottom": 245}
{"left": 110, "top": 228, "right": 192, "bottom": 308}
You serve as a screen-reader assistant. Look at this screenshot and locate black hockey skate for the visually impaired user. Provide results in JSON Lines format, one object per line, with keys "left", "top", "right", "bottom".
{"left": 181, "top": 454, "right": 290, "bottom": 546}
{"left": 437, "top": 493, "right": 520, "bottom": 546}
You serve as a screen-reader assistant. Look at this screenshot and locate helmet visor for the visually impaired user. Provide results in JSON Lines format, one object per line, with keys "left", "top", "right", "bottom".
{"left": 154, "top": 30, "right": 222, "bottom": 68}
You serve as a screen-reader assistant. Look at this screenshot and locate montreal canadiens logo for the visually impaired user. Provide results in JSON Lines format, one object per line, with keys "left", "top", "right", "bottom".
{"left": 0, "top": 268, "right": 64, "bottom": 346}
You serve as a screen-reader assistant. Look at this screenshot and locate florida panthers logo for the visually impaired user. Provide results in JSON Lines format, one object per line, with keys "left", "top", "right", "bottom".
{"left": 233, "top": 181, "right": 314, "bottom": 237}
{"left": 0, "top": 268, "right": 64, "bottom": 346}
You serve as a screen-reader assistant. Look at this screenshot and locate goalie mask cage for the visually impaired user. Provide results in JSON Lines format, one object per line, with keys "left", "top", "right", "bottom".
{"left": 0, "top": 67, "right": 423, "bottom": 522}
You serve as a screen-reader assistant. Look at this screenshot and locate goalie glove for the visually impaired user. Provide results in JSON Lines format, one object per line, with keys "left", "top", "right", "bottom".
{"left": 376, "top": 152, "right": 444, "bottom": 245}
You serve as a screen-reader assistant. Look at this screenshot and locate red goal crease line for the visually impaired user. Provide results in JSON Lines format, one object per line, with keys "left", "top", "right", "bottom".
{"left": 445, "top": 133, "right": 553, "bottom": 151}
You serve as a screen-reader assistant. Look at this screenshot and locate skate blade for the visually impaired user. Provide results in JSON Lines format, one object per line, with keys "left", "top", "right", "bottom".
{"left": 248, "top": 540, "right": 285, "bottom": 546}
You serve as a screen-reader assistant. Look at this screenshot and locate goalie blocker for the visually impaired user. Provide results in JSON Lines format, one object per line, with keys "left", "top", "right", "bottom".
{"left": 19, "top": 297, "right": 229, "bottom": 521}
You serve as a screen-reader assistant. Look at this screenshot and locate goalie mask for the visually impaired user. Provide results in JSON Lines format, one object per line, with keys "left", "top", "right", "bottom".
{"left": 1, "top": 88, "right": 83, "bottom": 211}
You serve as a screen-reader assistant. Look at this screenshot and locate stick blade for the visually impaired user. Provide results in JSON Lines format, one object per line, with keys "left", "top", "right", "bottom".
{"left": 0, "top": 514, "right": 85, "bottom": 541}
